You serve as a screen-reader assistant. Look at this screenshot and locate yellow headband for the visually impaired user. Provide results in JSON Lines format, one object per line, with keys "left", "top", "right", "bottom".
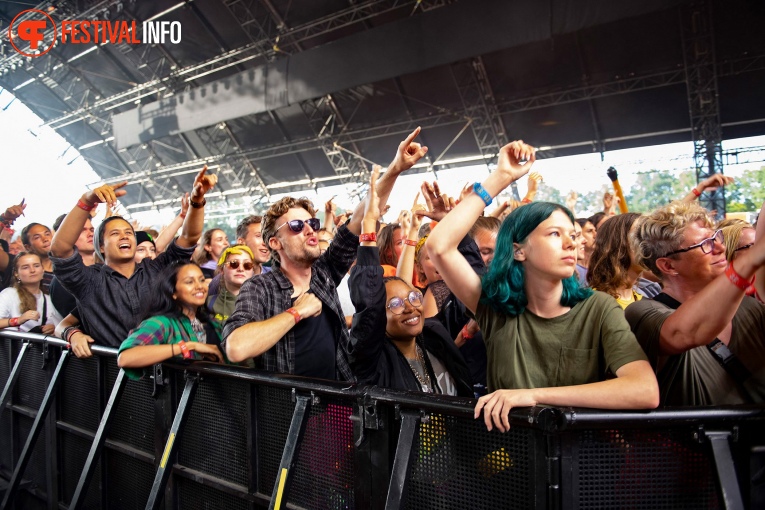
{"left": 415, "top": 235, "right": 428, "bottom": 259}
{"left": 217, "top": 245, "right": 255, "bottom": 267}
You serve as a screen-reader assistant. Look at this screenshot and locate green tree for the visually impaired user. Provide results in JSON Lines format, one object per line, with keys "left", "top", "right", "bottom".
{"left": 534, "top": 182, "right": 564, "bottom": 204}
{"left": 625, "top": 169, "right": 696, "bottom": 213}
{"left": 726, "top": 166, "right": 765, "bottom": 212}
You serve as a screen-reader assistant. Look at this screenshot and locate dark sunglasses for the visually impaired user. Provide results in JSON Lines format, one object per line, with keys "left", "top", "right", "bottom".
{"left": 276, "top": 218, "right": 321, "bottom": 234}
{"left": 227, "top": 260, "right": 254, "bottom": 271}
{"left": 387, "top": 291, "right": 424, "bottom": 315}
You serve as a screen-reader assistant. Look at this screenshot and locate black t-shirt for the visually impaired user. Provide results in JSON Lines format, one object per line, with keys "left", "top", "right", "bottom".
{"left": 50, "top": 276, "right": 77, "bottom": 317}
{"left": 0, "top": 240, "right": 13, "bottom": 292}
{"left": 293, "top": 299, "right": 336, "bottom": 380}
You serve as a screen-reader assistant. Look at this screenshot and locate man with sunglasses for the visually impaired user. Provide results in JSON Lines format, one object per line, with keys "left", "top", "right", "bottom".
{"left": 625, "top": 201, "right": 765, "bottom": 406}
{"left": 223, "top": 128, "right": 429, "bottom": 380}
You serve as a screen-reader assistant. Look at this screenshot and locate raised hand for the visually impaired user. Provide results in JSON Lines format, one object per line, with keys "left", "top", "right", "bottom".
{"left": 458, "top": 182, "right": 472, "bottom": 204}
{"left": 88, "top": 181, "right": 128, "bottom": 208}
{"left": 1, "top": 199, "right": 26, "bottom": 226}
{"left": 603, "top": 191, "right": 614, "bottom": 211}
{"left": 325, "top": 196, "right": 337, "bottom": 216}
{"left": 416, "top": 181, "right": 456, "bottom": 222}
{"left": 698, "top": 174, "right": 734, "bottom": 192}
{"left": 192, "top": 165, "right": 217, "bottom": 199}
{"left": 565, "top": 191, "right": 578, "bottom": 212}
{"left": 527, "top": 171, "right": 542, "bottom": 195}
{"left": 390, "top": 127, "right": 428, "bottom": 174}
{"left": 496, "top": 140, "right": 535, "bottom": 183}
{"left": 180, "top": 192, "right": 190, "bottom": 217}
{"left": 363, "top": 166, "right": 381, "bottom": 225}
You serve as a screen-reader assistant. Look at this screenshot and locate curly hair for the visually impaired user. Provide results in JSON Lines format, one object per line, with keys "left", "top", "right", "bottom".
{"left": 587, "top": 213, "right": 642, "bottom": 298}
{"left": 261, "top": 197, "right": 317, "bottom": 267}
{"left": 481, "top": 202, "right": 592, "bottom": 317}
{"left": 630, "top": 201, "right": 712, "bottom": 280}
{"left": 12, "top": 252, "right": 40, "bottom": 314}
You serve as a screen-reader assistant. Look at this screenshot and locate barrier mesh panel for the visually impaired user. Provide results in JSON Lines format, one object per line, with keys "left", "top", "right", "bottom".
{"left": 256, "top": 386, "right": 294, "bottom": 494}
{"left": 106, "top": 363, "right": 155, "bottom": 454}
{"left": 60, "top": 355, "right": 101, "bottom": 432}
{"left": 573, "top": 428, "right": 720, "bottom": 509}
{"left": 290, "top": 399, "right": 356, "bottom": 510}
{"left": 175, "top": 476, "right": 250, "bottom": 510}
{"left": 176, "top": 376, "right": 250, "bottom": 486}
{"left": 0, "top": 342, "right": 12, "bottom": 474}
{"left": 16, "top": 414, "right": 48, "bottom": 494}
{"left": 106, "top": 449, "right": 156, "bottom": 510}
{"left": 58, "top": 430, "right": 102, "bottom": 510}
{"left": 15, "top": 342, "right": 48, "bottom": 409}
{"left": 405, "top": 414, "right": 535, "bottom": 510}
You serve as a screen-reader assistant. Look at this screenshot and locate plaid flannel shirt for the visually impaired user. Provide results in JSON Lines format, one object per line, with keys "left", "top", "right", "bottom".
{"left": 222, "top": 223, "right": 358, "bottom": 381}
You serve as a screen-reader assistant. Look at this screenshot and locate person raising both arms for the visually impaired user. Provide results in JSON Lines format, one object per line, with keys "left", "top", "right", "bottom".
{"left": 426, "top": 140, "right": 659, "bottom": 432}
{"left": 49, "top": 166, "right": 216, "bottom": 353}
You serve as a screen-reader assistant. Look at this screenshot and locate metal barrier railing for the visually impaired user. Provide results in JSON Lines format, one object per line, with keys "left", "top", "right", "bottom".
{"left": 1, "top": 330, "right": 764, "bottom": 510}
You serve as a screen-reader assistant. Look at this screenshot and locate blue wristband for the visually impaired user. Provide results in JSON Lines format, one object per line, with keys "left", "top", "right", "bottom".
{"left": 473, "top": 182, "right": 492, "bottom": 206}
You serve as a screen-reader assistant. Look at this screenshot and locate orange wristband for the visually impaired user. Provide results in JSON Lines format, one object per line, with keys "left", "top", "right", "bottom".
{"left": 178, "top": 340, "right": 192, "bottom": 359}
{"left": 692, "top": 187, "right": 701, "bottom": 197}
{"left": 359, "top": 233, "right": 377, "bottom": 243}
{"left": 77, "top": 198, "right": 95, "bottom": 212}
{"left": 286, "top": 307, "right": 301, "bottom": 324}
{"left": 404, "top": 239, "right": 417, "bottom": 247}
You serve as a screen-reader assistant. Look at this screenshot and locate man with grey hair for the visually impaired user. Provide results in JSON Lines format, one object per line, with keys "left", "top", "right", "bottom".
{"left": 625, "top": 200, "right": 765, "bottom": 406}
{"left": 223, "top": 128, "right": 429, "bottom": 380}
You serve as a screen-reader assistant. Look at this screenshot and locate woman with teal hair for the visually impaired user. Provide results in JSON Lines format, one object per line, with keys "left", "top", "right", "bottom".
{"left": 427, "top": 140, "right": 659, "bottom": 432}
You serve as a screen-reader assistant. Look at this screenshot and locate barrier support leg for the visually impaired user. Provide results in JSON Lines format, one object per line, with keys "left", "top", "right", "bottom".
{"left": 1, "top": 350, "right": 70, "bottom": 510}
{"left": 706, "top": 430, "right": 745, "bottom": 510}
{"left": 0, "top": 342, "right": 30, "bottom": 416}
{"left": 145, "top": 372, "right": 199, "bottom": 510}
{"left": 69, "top": 368, "right": 128, "bottom": 510}
{"left": 384, "top": 409, "right": 420, "bottom": 510}
{"left": 268, "top": 393, "right": 312, "bottom": 510}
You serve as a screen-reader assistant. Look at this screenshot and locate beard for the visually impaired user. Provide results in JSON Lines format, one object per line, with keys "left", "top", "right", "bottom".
{"left": 285, "top": 243, "right": 321, "bottom": 266}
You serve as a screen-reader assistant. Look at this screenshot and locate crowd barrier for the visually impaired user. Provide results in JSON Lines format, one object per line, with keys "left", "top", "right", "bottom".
{"left": 0, "top": 330, "right": 763, "bottom": 510}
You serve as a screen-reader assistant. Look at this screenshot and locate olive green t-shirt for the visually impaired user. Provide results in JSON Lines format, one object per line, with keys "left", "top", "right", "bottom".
{"left": 475, "top": 291, "right": 648, "bottom": 392}
{"left": 625, "top": 295, "right": 765, "bottom": 406}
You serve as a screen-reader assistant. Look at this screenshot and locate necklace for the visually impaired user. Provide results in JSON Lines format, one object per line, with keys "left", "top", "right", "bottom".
{"left": 406, "top": 344, "right": 433, "bottom": 393}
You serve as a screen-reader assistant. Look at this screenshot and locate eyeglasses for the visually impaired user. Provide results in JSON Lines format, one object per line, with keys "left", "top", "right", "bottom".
{"left": 734, "top": 243, "right": 754, "bottom": 252}
{"left": 387, "top": 291, "right": 423, "bottom": 315}
{"left": 664, "top": 229, "right": 724, "bottom": 257}
{"left": 226, "top": 260, "right": 254, "bottom": 271}
{"left": 275, "top": 218, "right": 321, "bottom": 234}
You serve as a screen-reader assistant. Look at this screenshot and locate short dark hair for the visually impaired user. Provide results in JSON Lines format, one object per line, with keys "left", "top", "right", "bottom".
{"left": 236, "top": 215, "right": 263, "bottom": 240}
{"left": 21, "top": 222, "right": 48, "bottom": 247}
{"left": 53, "top": 214, "right": 67, "bottom": 232}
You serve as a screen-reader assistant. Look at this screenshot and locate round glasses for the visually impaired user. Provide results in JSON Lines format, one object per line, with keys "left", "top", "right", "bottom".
{"left": 276, "top": 218, "right": 321, "bottom": 234}
{"left": 664, "top": 229, "right": 724, "bottom": 257}
{"left": 387, "top": 291, "right": 423, "bottom": 315}
{"left": 227, "top": 260, "right": 254, "bottom": 271}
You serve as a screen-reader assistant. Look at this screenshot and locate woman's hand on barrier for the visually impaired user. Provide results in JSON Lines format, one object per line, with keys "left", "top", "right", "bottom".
{"left": 474, "top": 389, "right": 538, "bottom": 433}
{"left": 70, "top": 331, "right": 95, "bottom": 358}
{"left": 190, "top": 342, "right": 224, "bottom": 363}
{"left": 19, "top": 310, "right": 40, "bottom": 324}
{"left": 41, "top": 324, "right": 55, "bottom": 336}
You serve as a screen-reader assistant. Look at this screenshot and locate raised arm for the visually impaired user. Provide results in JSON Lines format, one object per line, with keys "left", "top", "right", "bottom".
{"left": 755, "top": 200, "right": 765, "bottom": 301}
{"left": 154, "top": 193, "right": 189, "bottom": 253}
{"left": 346, "top": 128, "right": 428, "bottom": 235}
{"left": 427, "top": 141, "right": 535, "bottom": 314}
{"left": 177, "top": 166, "right": 216, "bottom": 248}
{"left": 681, "top": 174, "right": 734, "bottom": 203}
{"left": 396, "top": 192, "right": 424, "bottom": 285}
{"left": 51, "top": 182, "right": 128, "bottom": 258}
{"left": 0, "top": 200, "right": 26, "bottom": 272}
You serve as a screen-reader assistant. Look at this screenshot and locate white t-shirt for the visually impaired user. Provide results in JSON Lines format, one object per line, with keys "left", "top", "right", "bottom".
{"left": 0, "top": 287, "right": 63, "bottom": 332}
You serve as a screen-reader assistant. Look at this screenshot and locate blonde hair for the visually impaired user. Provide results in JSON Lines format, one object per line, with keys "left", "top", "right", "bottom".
{"left": 721, "top": 223, "right": 754, "bottom": 263}
{"left": 193, "top": 228, "right": 225, "bottom": 265}
{"left": 630, "top": 201, "right": 712, "bottom": 280}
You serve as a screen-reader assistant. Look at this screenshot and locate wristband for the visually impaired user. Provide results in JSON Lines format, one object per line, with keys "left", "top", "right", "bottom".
{"left": 692, "top": 187, "right": 701, "bottom": 197}
{"left": 472, "top": 182, "right": 493, "bottom": 206}
{"left": 359, "top": 232, "right": 377, "bottom": 243}
{"left": 77, "top": 198, "right": 96, "bottom": 212}
{"left": 725, "top": 262, "right": 753, "bottom": 291}
{"left": 286, "top": 307, "right": 301, "bottom": 324}
{"left": 521, "top": 198, "right": 532, "bottom": 204}
{"left": 190, "top": 197, "right": 206, "bottom": 209}
{"left": 178, "top": 340, "right": 192, "bottom": 359}
{"left": 65, "top": 327, "right": 82, "bottom": 343}
{"left": 461, "top": 324, "right": 474, "bottom": 340}
{"left": 9, "top": 317, "right": 19, "bottom": 327}
{"left": 404, "top": 239, "right": 417, "bottom": 247}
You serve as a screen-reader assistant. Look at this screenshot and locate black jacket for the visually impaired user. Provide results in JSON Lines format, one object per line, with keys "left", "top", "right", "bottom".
{"left": 347, "top": 246, "right": 473, "bottom": 397}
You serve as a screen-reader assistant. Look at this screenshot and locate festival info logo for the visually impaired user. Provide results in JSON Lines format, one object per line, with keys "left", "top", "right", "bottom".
{"left": 9, "top": 8, "right": 181, "bottom": 57}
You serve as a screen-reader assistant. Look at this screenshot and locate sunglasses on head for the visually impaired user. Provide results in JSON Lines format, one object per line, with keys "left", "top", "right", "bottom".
{"left": 276, "top": 218, "right": 321, "bottom": 234}
{"left": 227, "top": 260, "right": 254, "bottom": 271}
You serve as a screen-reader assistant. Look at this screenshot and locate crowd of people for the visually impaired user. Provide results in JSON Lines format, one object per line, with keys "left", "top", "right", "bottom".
{"left": 1, "top": 128, "right": 764, "bottom": 432}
